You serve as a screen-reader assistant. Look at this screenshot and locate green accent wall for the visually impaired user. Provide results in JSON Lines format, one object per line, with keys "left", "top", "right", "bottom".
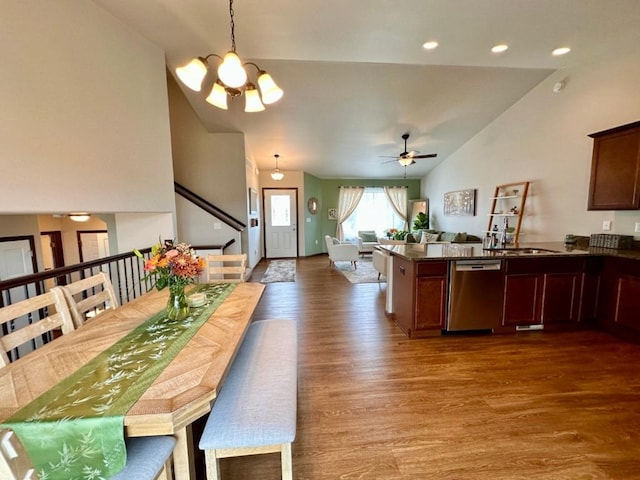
{"left": 303, "top": 172, "right": 324, "bottom": 255}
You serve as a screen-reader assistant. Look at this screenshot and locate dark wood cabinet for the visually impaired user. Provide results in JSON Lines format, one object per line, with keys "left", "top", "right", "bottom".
{"left": 588, "top": 120, "right": 640, "bottom": 210}
{"left": 392, "top": 257, "right": 446, "bottom": 337}
{"left": 502, "top": 258, "right": 585, "bottom": 328}
{"left": 598, "top": 257, "right": 640, "bottom": 338}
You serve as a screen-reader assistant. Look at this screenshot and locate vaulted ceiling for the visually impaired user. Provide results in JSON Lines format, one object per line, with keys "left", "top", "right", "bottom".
{"left": 94, "top": 0, "right": 640, "bottom": 178}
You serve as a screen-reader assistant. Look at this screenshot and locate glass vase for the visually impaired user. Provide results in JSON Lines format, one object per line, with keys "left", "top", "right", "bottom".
{"left": 166, "top": 284, "right": 189, "bottom": 321}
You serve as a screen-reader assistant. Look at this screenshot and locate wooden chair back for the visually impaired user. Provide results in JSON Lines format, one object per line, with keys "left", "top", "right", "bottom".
{"left": 206, "top": 254, "right": 247, "bottom": 283}
{"left": 0, "top": 287, "right": 74, "bottom": 368}
{"left": 60, "top": 272, "right": 119, "bottom": 328}
{"left": 0, "top": 429, "right": 38, "bottom": 480}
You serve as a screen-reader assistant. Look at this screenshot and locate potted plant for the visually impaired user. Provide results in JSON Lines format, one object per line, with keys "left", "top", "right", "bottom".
{"left": 412, "top": 212, "right": 429, "bottom": 231}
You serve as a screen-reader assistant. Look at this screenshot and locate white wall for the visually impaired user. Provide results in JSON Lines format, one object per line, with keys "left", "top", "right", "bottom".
{"left": 424, "top": 46, "right": 640, "bottom": 242}
{"left": 0, "top": 1, "right": 176, "bottom": 232}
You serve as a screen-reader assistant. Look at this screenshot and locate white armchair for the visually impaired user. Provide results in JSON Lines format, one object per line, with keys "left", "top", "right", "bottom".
{"left": 356, "top": 230, "right": 380, "bottom": 257}
{"left": 324, "top": 235, "right": 359, "bottom": 269}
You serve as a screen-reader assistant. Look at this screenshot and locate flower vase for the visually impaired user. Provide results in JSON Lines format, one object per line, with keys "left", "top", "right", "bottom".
{"left": 166, "top": 284, "right": 189, "bottom": 321}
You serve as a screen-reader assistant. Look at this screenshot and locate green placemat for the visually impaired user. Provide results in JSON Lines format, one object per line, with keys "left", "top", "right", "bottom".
{"left": 1, "top": 282, "right": 236, "bottom": 480}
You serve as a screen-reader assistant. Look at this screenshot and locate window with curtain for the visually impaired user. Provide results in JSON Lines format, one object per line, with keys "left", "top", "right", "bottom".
{"left": 341, "top": 187, "right": 406, "bottom": 241}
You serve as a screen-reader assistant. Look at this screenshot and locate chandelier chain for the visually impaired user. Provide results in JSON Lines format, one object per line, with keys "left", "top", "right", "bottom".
{"left": 229, "top": 0, "right": 236, "bottom": 52}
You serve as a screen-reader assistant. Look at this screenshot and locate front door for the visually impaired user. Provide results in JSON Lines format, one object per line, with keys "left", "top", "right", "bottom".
{"left": 264, "top": 189, "right": 297, "bottom": 258}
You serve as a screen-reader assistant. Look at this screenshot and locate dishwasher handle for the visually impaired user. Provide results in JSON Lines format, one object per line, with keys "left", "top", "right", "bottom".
{"left": 454, "top": 261, "right": 502, "bottom": 272}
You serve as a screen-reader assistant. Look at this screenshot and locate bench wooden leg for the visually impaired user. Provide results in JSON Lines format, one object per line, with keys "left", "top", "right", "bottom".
{"left": 204, "top": 449, "right": 221, "bottom": 480}
{"left": 281, "top": 442, "right": 293, "bottom": 480}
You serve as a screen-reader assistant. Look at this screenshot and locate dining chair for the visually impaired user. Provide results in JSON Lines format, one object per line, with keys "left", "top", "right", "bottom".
{"left": 0, "top": 428, "right": 38, "bottom": 480}
{"left": 0, "top": 427, "right": 175, "bottom": 480}
{"left": 60, "top": 272, "right": 119, "bottom": 328}
{"left": 0, "top": 287, "right": 74, "bottom": 368}
{"left": 205, "top": 253, "right": 247, "bottom": 283}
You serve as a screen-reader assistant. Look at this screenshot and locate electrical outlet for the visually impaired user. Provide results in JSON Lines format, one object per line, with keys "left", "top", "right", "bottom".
{"left": 635, "top": 222, "right": 640, "bottom": 233}
{"left": 602, "top": 220, "right": 612, "bottom": 231}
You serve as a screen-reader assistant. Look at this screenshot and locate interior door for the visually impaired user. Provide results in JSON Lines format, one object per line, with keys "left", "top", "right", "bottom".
{"left": 78, "top": 231, "right": 110, "bottom": 262}
{"left": 264, "top": 189, "right": 298, "bottom": 258}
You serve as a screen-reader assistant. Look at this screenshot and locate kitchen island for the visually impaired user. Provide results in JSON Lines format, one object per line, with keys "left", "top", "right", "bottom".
{"left": 381, "top": 242, "right": 639, "bottom": 339}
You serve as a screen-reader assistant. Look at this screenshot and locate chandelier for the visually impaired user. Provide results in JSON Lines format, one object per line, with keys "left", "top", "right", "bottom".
{"left": 175, "top": 0, "right": 283, "bottom": 112}
{"left": 271, "top": 154, "right": 284, "bottom": 180}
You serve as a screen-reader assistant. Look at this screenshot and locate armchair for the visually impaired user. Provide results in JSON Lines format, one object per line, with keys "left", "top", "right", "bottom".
{"left": 356, "top": 230, "right": 380, "bottom": 257}
{"left": 324, "top": 235, "right": 359, "bottom": 270}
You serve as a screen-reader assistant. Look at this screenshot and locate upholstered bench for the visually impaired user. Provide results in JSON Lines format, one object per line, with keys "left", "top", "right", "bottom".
{"left": 199, "top": 319, "right": 298, "bottom": 480}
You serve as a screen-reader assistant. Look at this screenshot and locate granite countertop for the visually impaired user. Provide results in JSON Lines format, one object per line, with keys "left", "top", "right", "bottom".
{"left": 380, "top": 242, "right": 640, "bottom": 261}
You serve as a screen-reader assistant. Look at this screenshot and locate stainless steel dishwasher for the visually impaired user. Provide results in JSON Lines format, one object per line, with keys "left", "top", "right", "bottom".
{"left": 447, "top": 259, "right": 504, "bottom": 331}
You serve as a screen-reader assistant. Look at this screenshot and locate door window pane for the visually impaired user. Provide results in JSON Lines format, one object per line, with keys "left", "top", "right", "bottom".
{"left": 271, "top": 195, "right": 291, "bottom": 226}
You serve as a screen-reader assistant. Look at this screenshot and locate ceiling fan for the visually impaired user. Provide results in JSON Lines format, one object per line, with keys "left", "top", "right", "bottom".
{"left": 381, "top": 133, "right": 437, "bottom": 166}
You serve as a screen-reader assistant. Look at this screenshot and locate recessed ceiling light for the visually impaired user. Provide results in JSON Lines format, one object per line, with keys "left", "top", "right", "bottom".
{"left": 422, "top": 41, "right": 439, "bottom": 50}
{"left": 552, "top": 47, "right": 571, "bottom": 56}
{"left": 491, "top": 44, "right": 509, "bottom": 53}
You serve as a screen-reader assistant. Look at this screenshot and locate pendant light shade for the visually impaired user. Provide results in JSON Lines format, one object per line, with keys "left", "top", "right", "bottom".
{"left": 174, "top": 0, "right": 282, "bottom": 112}
{"left": 257, "top": 71, "right": 284, "bottom": 104}
{"left": 398, "top": 157, "right": 414, "bottom": 167}
{"left": 206, "top": 80, "right": 228, "bottom": 110}
{"left": 244, "top": 83, "right": 265, "bottom": 112}
{"left": 175, "top": 57, "right": 208, "bottom": 92}
{"left": 217, "top": 51, "right": 247, "bottom": 88}
{"left": 270, "top": 154, "right": 284, "bottom": 180}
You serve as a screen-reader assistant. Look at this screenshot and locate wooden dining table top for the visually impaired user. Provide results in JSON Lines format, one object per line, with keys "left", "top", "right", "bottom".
{"left": 0, "top": 282, "right": 265, "bottom": 437}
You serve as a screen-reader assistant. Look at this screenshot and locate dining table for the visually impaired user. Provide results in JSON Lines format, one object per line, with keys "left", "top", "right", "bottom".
{"left": 0, "top": 281, "right": 265, "bottom": 480}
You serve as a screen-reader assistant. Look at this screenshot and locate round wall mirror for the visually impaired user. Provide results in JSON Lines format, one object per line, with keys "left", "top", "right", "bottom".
{"left": 307, "top": 197, "right": 319, "bottom": 215}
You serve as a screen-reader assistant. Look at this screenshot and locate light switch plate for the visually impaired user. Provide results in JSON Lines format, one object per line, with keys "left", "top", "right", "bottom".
{"left": 602, "top": 220, "right": 612, "bottom": 231}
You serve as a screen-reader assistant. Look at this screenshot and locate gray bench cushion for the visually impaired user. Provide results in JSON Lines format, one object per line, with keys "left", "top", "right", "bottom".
{"left": 199, "top": 319, "right": 297, "bottom": 450}
{"left": 109, "top": 436, "right": 176, "bottom": 480}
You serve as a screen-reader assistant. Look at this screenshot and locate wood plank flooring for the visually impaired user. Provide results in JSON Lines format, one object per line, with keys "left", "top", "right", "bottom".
{"left": 197, "top": 254, "right": 640, "bottom": 479}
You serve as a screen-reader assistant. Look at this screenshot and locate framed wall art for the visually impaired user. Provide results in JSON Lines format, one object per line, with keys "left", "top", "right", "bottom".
{"left": 249, "top": 188, "right": 258, "bottom": 215}
{"left": 328, "top": 208, "right": 338, "bottom": 220}
{"left": 444, "top": 189, "right": 476, "bottom": 216}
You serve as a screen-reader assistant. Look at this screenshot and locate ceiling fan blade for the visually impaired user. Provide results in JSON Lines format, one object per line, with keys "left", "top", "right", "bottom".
{"left": 411, "top": 153, "right": 438, "bottom": 159}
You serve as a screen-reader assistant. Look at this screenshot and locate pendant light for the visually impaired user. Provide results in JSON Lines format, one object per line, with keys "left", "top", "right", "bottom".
{"left": 175, "top": 0, "right": 283, "bottom": 112}
{"left": 271, "top": 154, "right": 284, "bottom": 181}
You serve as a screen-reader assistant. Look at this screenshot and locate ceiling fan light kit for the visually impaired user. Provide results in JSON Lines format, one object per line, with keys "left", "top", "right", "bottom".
{"left": 175, "top": 0, "right": 283, "bottom": 113}
{"left": 382, "top": 133, "right": 438, "bottom": 169}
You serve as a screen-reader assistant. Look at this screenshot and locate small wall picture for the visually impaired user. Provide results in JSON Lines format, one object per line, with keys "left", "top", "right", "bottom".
{"left": 249, "top": 188, "right": 258, "bottom": 215}
{"left": 328, "top": 208, "right": 338, "bottom": 220}
{"left": 444, "top": 188, "right": 476, "bottom": 216}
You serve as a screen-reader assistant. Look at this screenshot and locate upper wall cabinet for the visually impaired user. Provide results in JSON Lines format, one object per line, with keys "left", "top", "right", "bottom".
{"left": 588, "top": 120, "right": 640, "bottom": 210}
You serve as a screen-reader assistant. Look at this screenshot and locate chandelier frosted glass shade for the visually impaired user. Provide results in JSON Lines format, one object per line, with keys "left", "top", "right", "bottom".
{"left": 244, "top": 84, "right": 265, "bottom": 112}
{"left": 205, "top": 81, "right": 228, "bottom": 110}
{"left": 217, "top": 51, "right": 247, "bottom": 88}
{"left": 257, "top": 71, "right": 284, "bottom": 104}
{"left": 175, "top": 57, "right": 208, "bottom": 92}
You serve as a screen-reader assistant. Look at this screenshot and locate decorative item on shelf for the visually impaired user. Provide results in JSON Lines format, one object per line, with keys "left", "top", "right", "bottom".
{"left": 174, "top": 0, "right": 283, "bottom": 112}
{"left": 270, "top": 154, "right": 284, "bottom": 181}
{"left": 134, "top": 240, "right": 206, "bottom": 321}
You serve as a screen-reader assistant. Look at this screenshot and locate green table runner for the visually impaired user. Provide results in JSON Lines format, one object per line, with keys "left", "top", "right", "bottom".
{"left": 1, "top": 282, "right": 236, "bottom": 480}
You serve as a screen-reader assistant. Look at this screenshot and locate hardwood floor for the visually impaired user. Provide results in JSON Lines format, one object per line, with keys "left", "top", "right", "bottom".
{"left": 200, "top": 254, "right": 640, "bottom": 479}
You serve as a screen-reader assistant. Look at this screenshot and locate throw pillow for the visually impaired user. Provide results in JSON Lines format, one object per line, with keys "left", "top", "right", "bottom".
{"left": 332, "top": 237, "right": 341, "bottom": 245}
{"left": 360, "top": 232, "right": 378, "bottom": 243}
{"left": 452, "top": 232, "right": 468, "bottom": 242}
{"left": 420, "top": 231, "right": 440, "bottom": 243}
{"left": 439, "top": 232, "right": 456, "bottom": 242}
